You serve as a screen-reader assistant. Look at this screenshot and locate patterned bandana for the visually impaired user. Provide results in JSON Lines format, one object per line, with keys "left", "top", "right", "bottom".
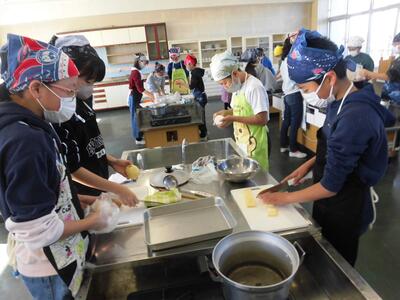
{"left": 169, "top": 47, "right": 181, "bottom": 57}
{"left": 287, "top": 28, "right": 344, "bottom": 84}
{"left": 0, "top": 34, "right": 79, "bottom": 93}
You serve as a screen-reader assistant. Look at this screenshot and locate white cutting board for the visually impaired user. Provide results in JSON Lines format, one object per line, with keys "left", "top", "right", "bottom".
{"left": 116, "top": 186, "right": 149, "bottom": 228}
{"left": 231, "top": 185, "right": 311, "bottom": 232}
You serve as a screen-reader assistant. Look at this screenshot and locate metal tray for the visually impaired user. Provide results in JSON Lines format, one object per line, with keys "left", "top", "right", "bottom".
{"left": 144, "top": 197, "right": 237, "bottom": 251}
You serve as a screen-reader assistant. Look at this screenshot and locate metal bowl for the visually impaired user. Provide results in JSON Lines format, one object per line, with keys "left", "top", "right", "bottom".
{"left": 216, "top": 156, "right": 260, "bottom": 183}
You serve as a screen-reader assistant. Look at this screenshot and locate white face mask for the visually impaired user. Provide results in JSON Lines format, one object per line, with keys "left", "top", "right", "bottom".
{"left": 225, "top": 73, "right": 242, "bottom": 93}
{"left": 348, "top": 50, "right": 359, "bottom": 57}
{"left": 35, "top": 83, "right": 77, "bottom": 124}
{"left": 301, "top": 73, "right": 335, "bottom": 107}
{"left": 139, "top": 61, "right": 146, "bottom": 69}
{"left": 392, "top": 45, "right": 400, "bottom": 55}
{"left": 77, "top": 84, "right": 94, "bottom": 100}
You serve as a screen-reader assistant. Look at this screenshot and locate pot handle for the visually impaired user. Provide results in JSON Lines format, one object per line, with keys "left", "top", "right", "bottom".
{"left": 293, "top": 241, "right": 306, "bottom": 265}
{"left": 204, "top": 256, "right": 223, "bottom": 283}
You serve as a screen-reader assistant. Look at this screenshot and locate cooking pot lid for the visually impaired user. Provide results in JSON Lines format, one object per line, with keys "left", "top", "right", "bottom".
{"left": 149, "top": 167, "right": 190, "bottom": 188}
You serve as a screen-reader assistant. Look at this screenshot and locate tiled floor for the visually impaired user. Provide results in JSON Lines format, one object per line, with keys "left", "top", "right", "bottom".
{"left": 1, "top": 98, "right": 400, "bottom": 299}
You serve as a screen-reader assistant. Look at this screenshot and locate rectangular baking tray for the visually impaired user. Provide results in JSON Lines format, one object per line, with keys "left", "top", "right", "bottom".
{"left": 144, "top": 197, "right": 237, "bottom": 251}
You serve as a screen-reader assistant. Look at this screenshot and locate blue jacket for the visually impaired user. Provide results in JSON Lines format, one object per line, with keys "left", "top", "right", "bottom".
{"left": 0, "top": 101, "right": 60, "bottom": 222}
{"left": 320, "top": 85, "right": 395, "bottom": 193}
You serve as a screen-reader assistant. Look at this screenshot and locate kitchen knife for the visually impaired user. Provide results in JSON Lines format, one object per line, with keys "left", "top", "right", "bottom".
{"left": 256, "top": 180, "right": 290, "bottom": 196}
{"left": 256, "top": 172, "right": 313, "bottom": 197}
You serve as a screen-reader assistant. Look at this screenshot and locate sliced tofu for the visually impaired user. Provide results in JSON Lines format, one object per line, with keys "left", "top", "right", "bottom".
{"left": 243, "top": 189, "right": 257, "bottom": 208}
{"left": 267, "top": 205, "right": 279, "bottom": 217}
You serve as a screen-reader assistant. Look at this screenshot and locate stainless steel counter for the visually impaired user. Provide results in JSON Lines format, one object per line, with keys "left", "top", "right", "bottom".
{"left": 88, "top": 139, "right": 277, "bottom": 270}
{"left": 77, "top": 138, "right": 381, "bottom": 300}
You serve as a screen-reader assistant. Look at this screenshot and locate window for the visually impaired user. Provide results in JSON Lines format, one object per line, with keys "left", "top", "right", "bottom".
{"left": 348, "top": 14, "right": 369, "bottom": 51}
{"left": 374, "top": 0, "right": 400, "bottom": 8}
{"left": 330, "top": 19, "right": 347, "bottom": 47}
{"left": 348, "top": 0, "right": 371, "bottom": 14}
{"left": 397, "top": 14, "right": 400, "bottom": 33}
{"left": 330, "top": 0, "right": 348, "bottom": 17}
{"left": 370, "top": 8, "right": 398, "bottom": 63}
{"left": 328, "top": 0, "right": 400, "bottom": 68}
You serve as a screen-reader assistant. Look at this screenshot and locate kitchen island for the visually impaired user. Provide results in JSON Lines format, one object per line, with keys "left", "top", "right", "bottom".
{"left": 137, "top": 102, "right": 204, "bottom": 147}
{"left": 76, "top": 139, "right": 381, "bottom": 300}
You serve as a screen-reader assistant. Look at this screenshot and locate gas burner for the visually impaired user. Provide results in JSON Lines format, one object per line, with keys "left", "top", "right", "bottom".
{"left": 150, "top": 115, "right": 192, "bottom": 127}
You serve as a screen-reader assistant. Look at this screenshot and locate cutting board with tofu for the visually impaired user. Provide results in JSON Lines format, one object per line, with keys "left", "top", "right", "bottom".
{"left": 231, "top": 185, "right": 311, "bottom": 232}
{"left": 116, "top": 186, "right": 150, "bottom": 228}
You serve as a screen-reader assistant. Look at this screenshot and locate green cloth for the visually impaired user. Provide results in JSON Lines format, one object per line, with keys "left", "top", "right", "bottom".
{"left": 345, "top": 52, "right": 375, "bottom": 71}
{"left": 232, "top": 92, "right": 269, "bottom": 170}
{"left": 171, "top": 67, "right": 190, "bottom": 94}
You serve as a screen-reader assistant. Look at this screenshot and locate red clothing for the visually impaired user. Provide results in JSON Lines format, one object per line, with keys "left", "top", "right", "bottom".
{"left": 129, "top": 69, "right": 144, "bottom": 94}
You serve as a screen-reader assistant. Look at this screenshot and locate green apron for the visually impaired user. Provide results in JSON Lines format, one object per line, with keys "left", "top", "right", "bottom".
{"left": 232, "top": 91, "right": 269, "bottom": 170}
{"left": 171, "top": 62, "right": 190, "bottom": 94}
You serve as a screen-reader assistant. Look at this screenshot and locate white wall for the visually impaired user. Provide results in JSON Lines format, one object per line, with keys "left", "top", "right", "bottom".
{"left": 0, "top": 3, "right": 311, "bottom": 44}
{"left": 0, "top": 0, "right": 311, "bottom": 26}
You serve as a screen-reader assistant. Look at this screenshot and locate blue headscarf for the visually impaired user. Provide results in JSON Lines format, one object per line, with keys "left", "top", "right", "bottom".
{"left": 287, "top": 29, "right": 344, "bottom": 84}
{"left": 382, "top": 81, "right": 400, "bottom": 103}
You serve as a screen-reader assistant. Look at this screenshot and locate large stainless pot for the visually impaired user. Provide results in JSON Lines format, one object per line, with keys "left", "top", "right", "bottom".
{"left": 211, "top": 231, "right": 305, "bottom": 300}
{"left": 148, "top": 103, "right": 167, "bottom": 116}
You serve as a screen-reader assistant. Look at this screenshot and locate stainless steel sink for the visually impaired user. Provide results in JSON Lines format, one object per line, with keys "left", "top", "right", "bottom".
{"left": 122, "top": 138, "right": 244, "bottom": 170}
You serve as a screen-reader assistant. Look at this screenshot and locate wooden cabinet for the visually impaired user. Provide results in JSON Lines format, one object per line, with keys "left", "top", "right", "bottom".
{"left": 59, "top": 26, "right": 147, "bottom": 48}
{"left": 244, "top": 36, "right": 270, "bottom": 55}
{"left": 169, "top": 41, "right": 200, "bottom": 61}
{"left": 128, "top": 27, "right": 147, "bottom": 43}
{"left": 200, "top": 39, "right": 228, "bottom": 68}
{"left": 272, "top": 34, "right": 286, "bottom": 66}
{"left": 106, "top": 43, "right": 148, "bottom": 65}
{"left": 79, "top": 31, "right": 104, "bottom": 47}
{"left": 93, "top": 82, "right": 130, "bottom": 111}
{"left": 143, "top": 125, "right": 200, "bottom": 148}
{"left": 101, "top": 28, "right": 131, "bottom": 46}
{"left": 145, "top": 23, "right": 169, "bottom": 60}
{"left": 297, "top": 125, "right": 318, "bottom": 153}
{"left": 104, "top": 84, "right": 130, "bottom": 108}
{"left": 230, "top": 37, "right": 243, "bottom": 58}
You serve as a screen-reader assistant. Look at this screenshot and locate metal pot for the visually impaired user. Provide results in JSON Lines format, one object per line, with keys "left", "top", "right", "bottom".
{"left": 211, "top": 231, "right": 305, "bottom": 300}
{"left": 148, "top": 103, "right": 167, "bottom": 116}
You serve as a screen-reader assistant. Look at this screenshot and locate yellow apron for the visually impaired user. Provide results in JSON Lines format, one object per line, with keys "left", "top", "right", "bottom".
{"left": 171, "top": 62, "right": 190, "bottom": 94}
{"left": 232, "top": 91, "right": 269, "bottom": 170}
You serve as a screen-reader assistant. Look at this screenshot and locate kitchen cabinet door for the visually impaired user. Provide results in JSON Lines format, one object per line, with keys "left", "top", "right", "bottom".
{"left": 104, "top": 84, "right": 130, "bottom": 108}
{"left": 116, "top": 84, "right": 130, "bottom": 107}
{"left": 101, "top": 28, "right": 131, "bottom": 46}
{"left": 128, "top": 27, "right": 147, "bottom": 43}
{"left": 80, "top": 31, "right": 104, "bottom": 47}
{"left": 145, "top": 24, "right": 168, "bottom": 60}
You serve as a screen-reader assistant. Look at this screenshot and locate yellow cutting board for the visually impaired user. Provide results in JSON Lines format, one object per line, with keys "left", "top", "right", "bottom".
{"left": 231, "top": 185, "right": 311, "bottom": 232}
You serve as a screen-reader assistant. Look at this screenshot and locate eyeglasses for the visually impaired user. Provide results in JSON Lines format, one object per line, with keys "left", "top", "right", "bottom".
{"left": 45, "top": 83, "right": 77, "bottom": 99}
